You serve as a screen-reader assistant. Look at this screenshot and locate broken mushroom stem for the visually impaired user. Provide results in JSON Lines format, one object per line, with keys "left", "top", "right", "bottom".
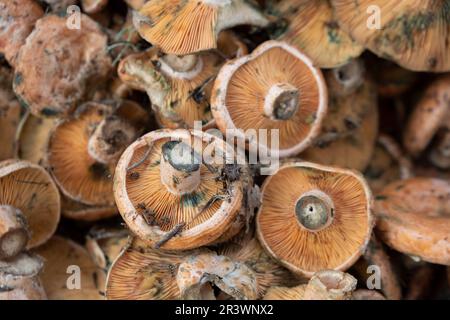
{"left": 295, "top": 190, "right": 334, "bottom": 232}
{"left": 0, "top": 205, "right": 30, "bottom": 260}
{"left": 160, "top": 140, "right": 202, "bottom": 195}
{"left": 87, "top": 116, "right": 137, "bottom": 165}
{"left": 303, "top": 270, "right": 357, "bottom": 300}
{"left": 263, "top": 83, "right": 299, "bottom": 120}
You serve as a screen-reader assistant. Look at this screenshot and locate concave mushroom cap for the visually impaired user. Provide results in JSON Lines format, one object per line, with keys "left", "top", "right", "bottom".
{"left": 47, "top": 100, "right": 147, "bottom": 206}
{"left": 114, "top": 128, "right": 247, "bottom": 250}
{"left": 0, "top": 160, "right": 60, "bottom": 249}
{"left": 212, "top": 40, "right": 328, "bottom": 158}
{"left": 403, "top": 75, "right": 450, "bottom": 157}
{"left": 301, "top": 84, "right": 379, "bottom": 171}
{"left": 330, "top": 0, "right": 450, "bottom": 72}
{"left": 106, "top": 237, "right": 258, "bottom": 300}
{"left": 34, "top": 236, "right": 103, "bottom": 300}
{"left": 16, "top": 113, "right": 58, "bottom": 167}
{"left": 61, "top": 195, "right": 118, "bottom": 221}
{"left": 133, "top": 0, "right": 268, "bottom": 55}
{"left": 118, "top": 48, "right": 222, "bottom": 129}
{"left": 256, "top": 161, "right": 373, "bottom": 277}
{"left": 352, "top": 289, "right": 386, "bottom": 300}
{"left": 13, "top": 14, "right": 112, "bottom": 118}
{"left": 0, "top": 0, "right": 44, "bottom": 67}
{"left": 216, "top": 228, "right": 300, "bottom": 298}
{"left": 0, "top": 66, "right": 26, "bottom": 161}
{"left": 374, "top": 178, "right": 450, "bottom": 265}
{"left": 273, "top": 0, "right": 363, "bottom": 68}
{"left": 365, "top": 134, "right": 413, "bottom": 194}
{"left": 0, "top": 252, "right": 47, "bottom": 300}
{"left": 82, "top": 0, "right": 109, "bottom": 14}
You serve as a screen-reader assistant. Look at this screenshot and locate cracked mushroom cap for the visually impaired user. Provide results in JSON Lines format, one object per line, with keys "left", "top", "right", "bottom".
{"left": 365, "top": 134, "right": 413, "bottom": 194}
{"left": 212, "top": 40, "right": 328, "bottom": 158}
{"left": 330, "top": 0, "right": 450, "bottom": 72}
{"left": 47, "top": 100, "right": 147, "bottom": 207}
{"left": 0, "top": 252, "right": 46, "bottom": 300}
{"left": 114, "top": 129, "right": 248, "bottom": 250}
{"left": 13, "top": 14, "right": 112, "bottom": 118}
{"left": 118, "top": 48, "right": 222, "bottom": 129}
{"left": 133, "top": 0, "right": 268, "bottom": 55}
{"left": 0, "top": 160, "right": 60, "bottom": 250}
{"left": 302, "top": 80, "right": 379, "bottom": 171}
{"left": 0, "top": 66, "right": 26, "bottom": 161}
{"left": 0, "top": 0, "right": 44, "bottom": 67}
{"left": 106, "top": 238, "right": 258, "bottom": 300}
{"left": 34, "top": 236, "right": 103, "bottom": 300}
{"left": 403, "top": 75, "right": 450, "bottom": 162}
{"left": 256, "top": 161, "right": 373, "bottom": 277}
{"left": 273, "top": 0, "right": 363, "bottom": 68}
{"left": 374, "top": 178, "right": 450, "bottom": 265}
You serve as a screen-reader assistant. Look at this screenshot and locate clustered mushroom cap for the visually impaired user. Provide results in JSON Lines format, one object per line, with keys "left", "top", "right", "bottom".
{"left": 274, "top": 0, "right": 364, "bottom": 68}
{"left": 0, "top": 160, "right": 60, "bottom": 249}
{"left": 133, "top": 0, "right": 268, "bottom": 55}
{"left": 118, "top": 47, "right": 222, "bottom": 129}
{"left": 13, "top": 14, "right": 112, "bottom": 118}
{"left": 212, "top": 40, "right": 328, "bottom": 158}
{"left": 256, "top": 161, "right": 373, "bottom": 277}
{"left": 0, "top": 0, "right": 44, "bottom": 67}
{"left": 47, "top": 101, "right": 147, "bottom": 208}
{"left": 34, "top": 236, "right": 103, "bottom": 300}
{"left": 331, "top": 0, "right": 450, "bottom": 72}
{"left": 114, "top": 129, "right": 248, "bottom": 250}
{"left": 375, "top": 178, "right": 450, "bottom": 265}
{"left": 0, "top": 252, "right": 46, "bottom": 300}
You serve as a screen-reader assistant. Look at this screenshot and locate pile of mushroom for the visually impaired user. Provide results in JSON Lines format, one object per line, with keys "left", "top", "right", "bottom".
{"left": 0, "top": 0, "right": 449, "bottom": 301}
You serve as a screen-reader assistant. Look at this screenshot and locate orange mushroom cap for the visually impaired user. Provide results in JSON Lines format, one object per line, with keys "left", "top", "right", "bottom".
{"left": 256, "top": 161, "right": 373, "bottom": 277}
{"left": 374, "top": 178, "right": 450, "bottom": 265}
{"left": 212, "top": 40, "right": 328, "bottom": 158}
{"left": 330, "top": 0, "right": 450, "bottom": 72}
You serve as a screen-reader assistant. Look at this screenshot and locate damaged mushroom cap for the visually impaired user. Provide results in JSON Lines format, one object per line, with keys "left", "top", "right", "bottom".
{"left": 330, "top": 0, "right": 450, "bottom": 72}
{"left": 273, "top": 0, "right": 363, "bottom": 68}
{"left": 217, "top": 31, "right": 248, "bottom": 59}
{"left": 403, "top": 75, "right": 450, "bottom": 163}
{"left": 0, "top": 0, "right": 44, "bottom": 67}
{"left": 263, "top": 270, "right": 357, "bottom": 300}
{"left": 118, "top": 48, "right": 222, "bottom": 129}
{"left": 82, "top": 0, "right": 109, "bottom": 14}
{"left": 34, "top": 236, "right": 103, "bottom": 300}
{"left": 212, "top": 40, "right": 328, "bottom": 158}
{"left": 0, "top": 66, "right": 26, "bottom": 161}
{"left": 106, "top": 238, "right": 258, "bottom": 300}
{"left": 302, "top": 89, "right": 379, "bottom": 172}
{"left": 0, "top": 252, "right": 46, "bottom": 300}
{"left": 0, "top": 160, "right": 60, "bottom": 249}
{"left": 114, "top": 129, "right": 248, "bottom": 250}
{"left": 352, "top": 289, "right": 386, "bottom": 300}
{"left": 61, "top": 195, "right": 118, "bottom": 221}
{"left": 365, "top": 134, "right": 413, "bottom": 194}
{"left": 313, "top": 60, "right": 375, "bottom": 146}
{"left": 47, "top": 100, "right": 147, "bottom": 206}
{"left": 133, "top": 0, "right": 268, "bottom": 55}
{"left": 256, "top": 161, "right": 373, "bottom": 277}
{"left": 13, "top": 14, "right": 112, "bottom": 118}
{"left": 374, "top": 178, "right": 450, "bottom": 265}
{"left": 16, "top": 113, "right": 58, "bottom": 167}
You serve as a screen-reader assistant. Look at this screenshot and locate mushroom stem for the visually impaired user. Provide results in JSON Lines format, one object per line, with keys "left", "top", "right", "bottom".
{"left": 332, "top": 59, "right": 364, "bottom": 95}
{"left": 0, "top": 205, "right": 29, "bottom": 260}
{"left": 159, "top": 54, "right": 203, "bottom": 79}
{"left": 160, "top": 141, "right": 201, "bottom": 195}
{"left": 295, "top": 190, "right": 334, "bottom": 232}
{"left": 88, "top": 116, "right": 136, "bottom": 165}
{"left": 303, "top": 270, "right": 357, "bottom": 300}
{"left": 263, "top": 83, "right": 299, "bottom": 120}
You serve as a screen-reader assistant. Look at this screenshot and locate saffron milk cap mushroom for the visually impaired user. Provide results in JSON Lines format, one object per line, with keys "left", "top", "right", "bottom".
{"left": 330, "top": 0, "right": 450, "bottom": 72}
{"left": 114, "top": 129, "right": 249, "bottom": 250}
{"left": 133, "top": 0, "right": 269, "bottom": 55}
{"left": 212, "top": 40, "right": 328, "bottom": 158}
{"left": 374, "top": 178, "right": 450, "bottom": 265}
{"left": 256, "top": 161, "right": 373, "bottom": 277}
